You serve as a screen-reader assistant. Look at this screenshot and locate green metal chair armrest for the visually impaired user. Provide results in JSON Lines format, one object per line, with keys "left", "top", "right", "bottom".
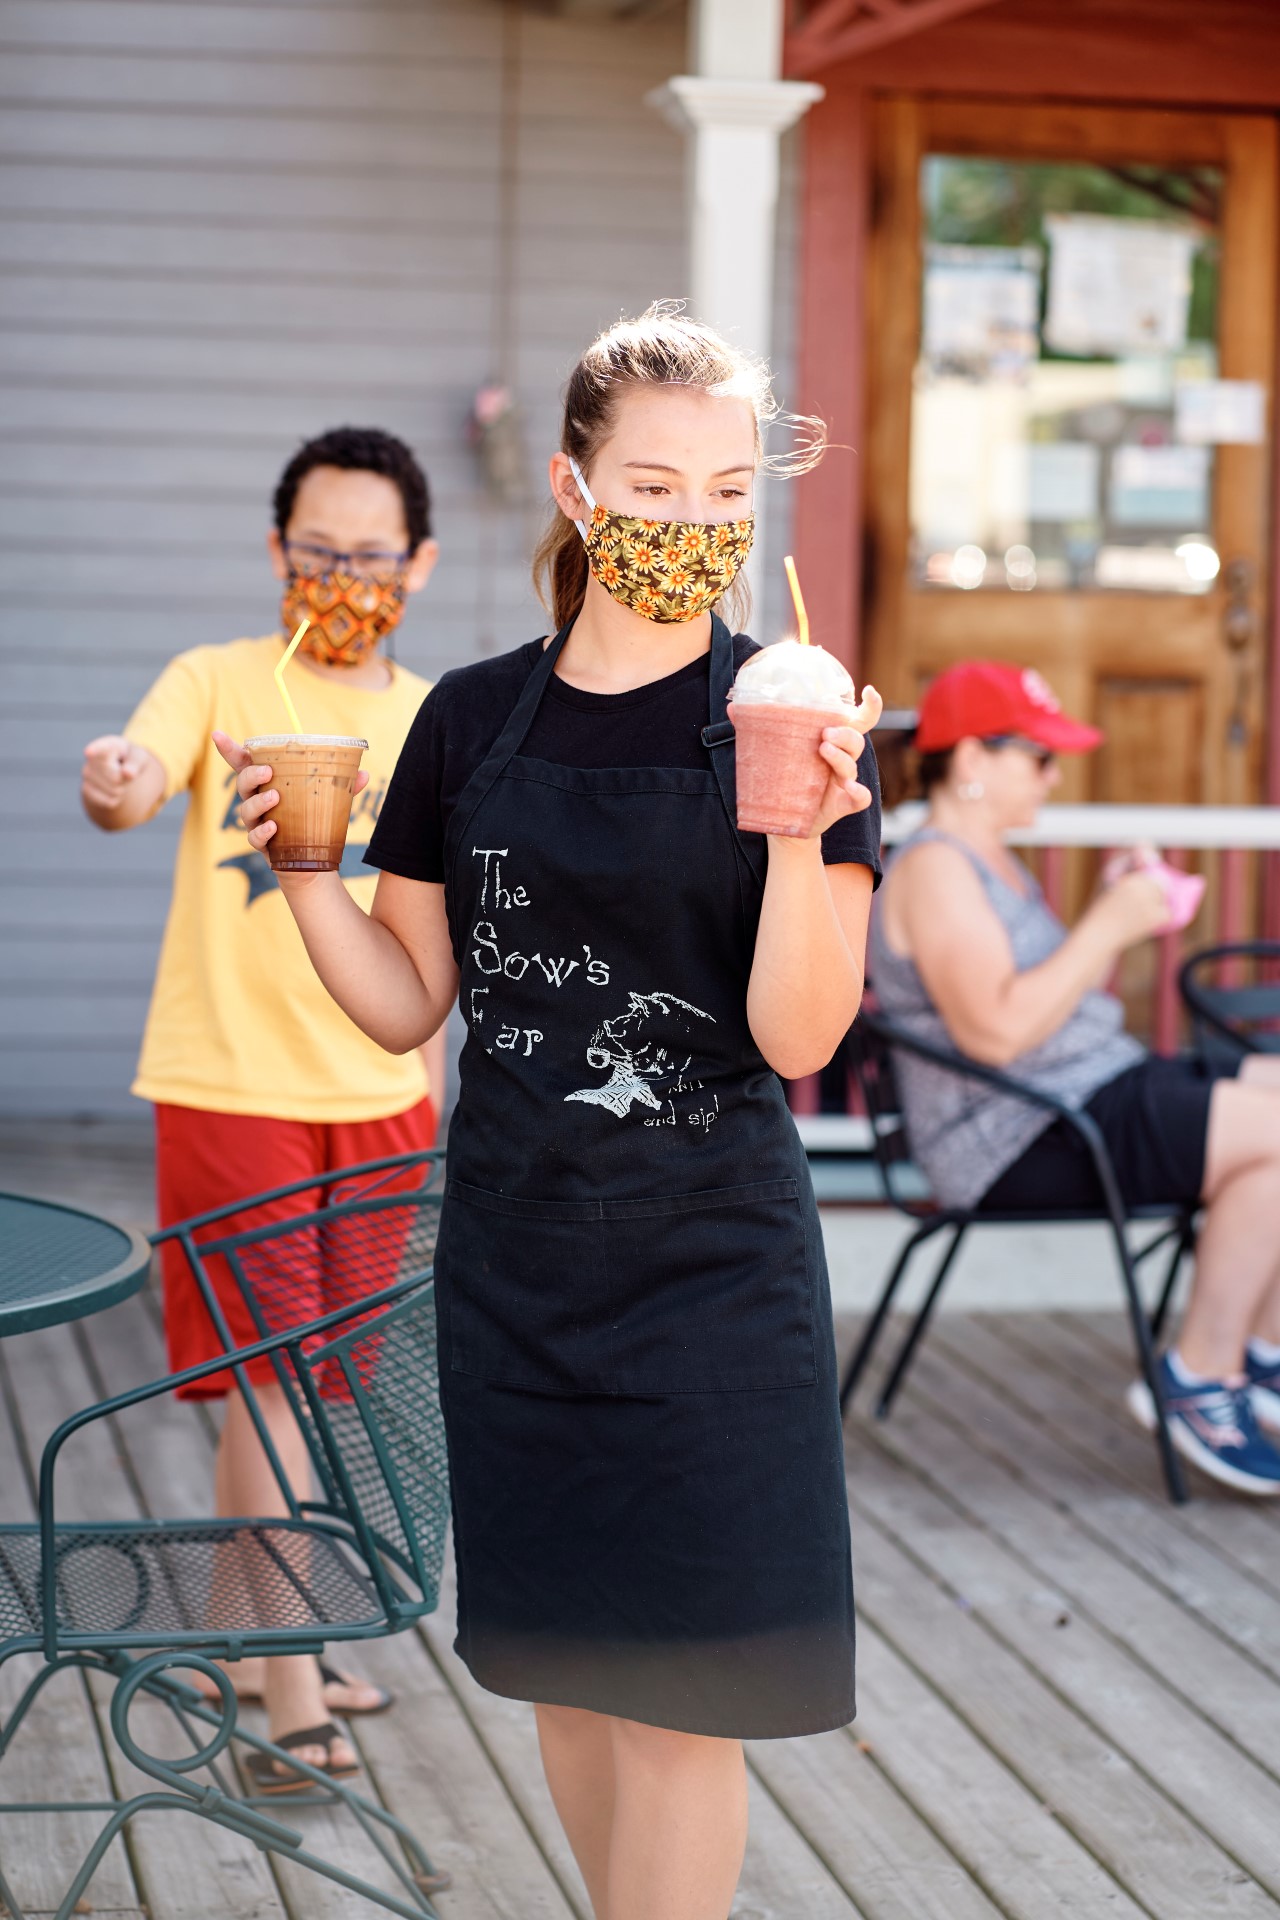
{"left": 148, "top": 1149, "right": 444, "bottom": 1247}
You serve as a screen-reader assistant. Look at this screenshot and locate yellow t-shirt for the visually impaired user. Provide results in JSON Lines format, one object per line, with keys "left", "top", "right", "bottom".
{"left": 126, "top": 635, "right": 432, "bottom": 1122}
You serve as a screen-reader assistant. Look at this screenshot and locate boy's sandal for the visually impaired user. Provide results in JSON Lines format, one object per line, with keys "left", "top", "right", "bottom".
{"left": 244, "top": 1722, "right": 360, "bottom": 1795}
{"left": 193, "top": 1662, "right": 394, "bottom": 1717}
{"left": 319, "top": 1660, "right": 395, "bottom": 1716}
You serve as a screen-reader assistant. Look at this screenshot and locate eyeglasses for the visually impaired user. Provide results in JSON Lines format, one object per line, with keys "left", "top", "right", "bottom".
{"left": 983, "top": 734, "right": 1057, "bottom": 771}
{"left": 284, "top": 540, "right": 409, "bottom": 585}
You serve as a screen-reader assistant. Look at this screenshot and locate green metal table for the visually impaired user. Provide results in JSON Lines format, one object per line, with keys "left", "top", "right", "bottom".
{"left": 0, "top": 1192, "right": 151, "bottom": 1336}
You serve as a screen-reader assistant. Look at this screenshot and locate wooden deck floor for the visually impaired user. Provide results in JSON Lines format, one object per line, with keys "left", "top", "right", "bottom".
{"left": 3, "top": 1280, "right": 1280, "bottom": 1919}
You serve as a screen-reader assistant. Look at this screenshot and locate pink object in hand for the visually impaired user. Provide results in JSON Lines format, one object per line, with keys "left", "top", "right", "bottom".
{"left": 1148, "top": 860, "right": 1206, "bottom": 936}
{"left": 1102, "top": 848, "right": 1206, "bottom": 937}
{"left": 729, "top": 703, "right": 840, "bottom": 837}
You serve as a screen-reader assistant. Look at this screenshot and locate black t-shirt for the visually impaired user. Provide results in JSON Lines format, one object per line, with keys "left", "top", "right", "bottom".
{"left": 365, "top": 633, "right": 883, "bottom": 887}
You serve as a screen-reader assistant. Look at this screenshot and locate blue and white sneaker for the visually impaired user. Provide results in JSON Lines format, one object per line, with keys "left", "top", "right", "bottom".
{"left": 1127, "top": 1355, "right": 1280, "bottom": 1496}
{"left": 1246, "top": 1344, "right": 1280, "bottom": 1434}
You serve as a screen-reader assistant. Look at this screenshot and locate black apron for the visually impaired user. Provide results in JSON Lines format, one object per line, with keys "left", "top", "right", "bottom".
{"left": 435, "top": 616, "right": 855, "bottom": 1739}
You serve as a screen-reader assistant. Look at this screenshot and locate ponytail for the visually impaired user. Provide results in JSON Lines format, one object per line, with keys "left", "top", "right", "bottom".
{"left": 532, "top": 513, "right": 591, "bottom": 631}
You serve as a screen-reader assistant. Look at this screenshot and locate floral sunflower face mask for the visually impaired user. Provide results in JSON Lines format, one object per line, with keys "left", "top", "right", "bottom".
{"left": 569, "top": 457, "right": 754, "bottom": 624}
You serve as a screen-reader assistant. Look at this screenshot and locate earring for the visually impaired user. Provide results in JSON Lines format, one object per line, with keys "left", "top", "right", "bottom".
{"left": 958, "top": 781, "right": 985, "bottom": 801}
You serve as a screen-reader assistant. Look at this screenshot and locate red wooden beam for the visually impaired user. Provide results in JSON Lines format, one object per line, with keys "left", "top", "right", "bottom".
{"left": 791, "top": 75, "right": 869, "bottom": 674}
{"left": 786, "top": 0, "right": 1002, "bottom": 75}
{"left": 1267, "top": 233, "right": 1280, "bottom": 942}
{"left": 794, "top": 0, "right": 864, "bottom": 43}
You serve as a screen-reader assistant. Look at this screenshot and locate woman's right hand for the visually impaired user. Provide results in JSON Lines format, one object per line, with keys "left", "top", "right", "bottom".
{"left": 1091, "top": 866, "right": 1169, "bottom": 949}
{"left": 213, "top": 732, "right": 279, "bottom": 852}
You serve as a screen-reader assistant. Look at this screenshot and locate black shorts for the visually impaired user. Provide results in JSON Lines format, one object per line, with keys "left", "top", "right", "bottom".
{"left": 978, "top": 1055, "right": 1239, "bottom": 1215}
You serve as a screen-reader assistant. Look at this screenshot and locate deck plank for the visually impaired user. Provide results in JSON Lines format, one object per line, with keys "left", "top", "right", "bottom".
{"left": 931, "top": 1313, "right": 1280, "bottom": 1663}
{"left": 1007, "top": 1308, "right": 1280, "bottom": 1592}
{"left": 841, "top": 1432, "right": 1279, "bottom": 1917}
{"left": 846, "top": 1622, "right": 1149, "bottom": 1920}
{"left": 747, "top": 1715, "right": 1001, "bottom": 1920}
{"left": 845, "top": 1362, "right": 1280, "bottom": 1899}
{"left": 888, "top": 1330, "right": 1280, "bottom": 1783}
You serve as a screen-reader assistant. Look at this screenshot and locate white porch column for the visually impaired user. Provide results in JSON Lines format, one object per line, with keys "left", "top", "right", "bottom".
{"left": 647, "top": 0, "right": 822, "bottom": 604}
{"left": 647, "top": 0, "right": 822, "bottom": 356}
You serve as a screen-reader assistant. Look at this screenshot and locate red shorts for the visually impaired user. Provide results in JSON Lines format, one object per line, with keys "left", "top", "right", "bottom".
{"left": 155, "top": 1098, "right": 437, "bottom": 1399}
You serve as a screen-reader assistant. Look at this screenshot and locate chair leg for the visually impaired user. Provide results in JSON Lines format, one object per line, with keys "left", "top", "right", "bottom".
{"left": 1108, "top": 1219, "right": 1188, "bottom": 1503}
{"left": 103, "top": 1653, "right": 450, "bottom": 1917}
{"left": 1151, "top": 1216, "right": 1196, "bottom": 1344}
{"left": 839, "top": 1218, "right": 944, "bottom": 1416}
{"left": 876, "top": 1223, "right": 968, "bottom": 1420}
{"left": 0, "top": 1651, "right": 87, "bottom": 1761}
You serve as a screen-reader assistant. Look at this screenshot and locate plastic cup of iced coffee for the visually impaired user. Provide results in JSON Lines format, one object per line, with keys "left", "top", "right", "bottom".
{"left": 244, "top": 734, "right": 368, "bottom": 872}
{"left": 728, "top": 640, "right": 858, "bottom": 837}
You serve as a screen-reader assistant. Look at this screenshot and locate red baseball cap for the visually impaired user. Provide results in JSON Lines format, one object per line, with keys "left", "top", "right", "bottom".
{"left": 914, "top": 661, "right": 1102, "bottom": 755}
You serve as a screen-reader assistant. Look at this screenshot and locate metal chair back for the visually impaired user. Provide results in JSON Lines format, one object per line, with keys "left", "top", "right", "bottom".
{"left": 1178, "top": 940, "right": 1280, "bottom": 1058}
{"left": 839, "top": 1006, "right": 1194, "bottom": 1502}
{"left": 297, "top": 1284, "right": 451, "bottom": 1612}
{"left": 845, "top": 1012, "right": 935, "bottom": 1218}
{"left": 155, "top": 1153, "right": 443, "bottom": 1530}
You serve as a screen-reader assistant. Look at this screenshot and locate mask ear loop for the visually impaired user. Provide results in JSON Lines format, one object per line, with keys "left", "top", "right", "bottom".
{"left": 567, "top": 456, "right": 596, "bottom": 541}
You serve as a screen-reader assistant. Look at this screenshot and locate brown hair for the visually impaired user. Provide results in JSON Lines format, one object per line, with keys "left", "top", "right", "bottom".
{"left": 532, "top": 301, "right": 826, "bottom": 632}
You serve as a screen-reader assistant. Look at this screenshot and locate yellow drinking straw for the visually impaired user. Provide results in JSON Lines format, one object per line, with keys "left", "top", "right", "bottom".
{"left": 783, "top": 554, "right": 810, "bottom": 646}
{"left": 274, "top": 617, "right": 310, "bottom": 733}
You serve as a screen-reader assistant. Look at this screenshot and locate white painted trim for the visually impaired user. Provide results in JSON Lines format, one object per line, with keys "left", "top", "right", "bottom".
{"left": 647, "top": 75, "right": 825, "bottom": 137}
{"left": 882, "top": 802, "right": 1280, "bottom": 850}
{"left": 794, "top": 1113, "right": 875, "bottom": 1152}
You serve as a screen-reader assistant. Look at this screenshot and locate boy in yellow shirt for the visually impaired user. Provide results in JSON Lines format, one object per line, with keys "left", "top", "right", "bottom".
{"left": 81, "top": 426, "right": 443, "bottom": 1790}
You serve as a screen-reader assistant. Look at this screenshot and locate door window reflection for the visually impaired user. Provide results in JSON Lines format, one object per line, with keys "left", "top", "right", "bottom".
{"left": 911, "top": 156, "right": 1224, "bottom": 594}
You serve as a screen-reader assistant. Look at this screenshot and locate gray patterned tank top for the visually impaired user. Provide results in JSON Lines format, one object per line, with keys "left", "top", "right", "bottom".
{"left": 868, "top": 826, "right": 1144, "bottom": 1209}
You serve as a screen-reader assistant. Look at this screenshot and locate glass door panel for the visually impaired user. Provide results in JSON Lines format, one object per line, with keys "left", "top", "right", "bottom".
{"left": 911, "top": 156, "right": 1224, "bottom": 597}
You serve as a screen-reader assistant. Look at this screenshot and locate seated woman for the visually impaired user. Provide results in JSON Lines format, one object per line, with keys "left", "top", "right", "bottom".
{"left": 871, "top": 658, "right": 1280, "bottom": 1495}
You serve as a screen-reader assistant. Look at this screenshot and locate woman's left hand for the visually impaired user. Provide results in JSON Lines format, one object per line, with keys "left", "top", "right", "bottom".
{"left": 808, "top": 686, "right": 883, "bottom": 840}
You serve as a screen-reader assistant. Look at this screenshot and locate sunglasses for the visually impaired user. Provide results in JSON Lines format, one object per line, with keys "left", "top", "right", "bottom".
{"left": 982, "top": 734, "right": 1057, "bottom": 771}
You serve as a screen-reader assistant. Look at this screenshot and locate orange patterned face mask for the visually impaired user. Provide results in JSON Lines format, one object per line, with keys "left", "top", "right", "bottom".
{"left": 570, "top": 458, "right": 754, "bottom": 624}
{"left": 281, "top": 567, "right": 406, "bottom": 667}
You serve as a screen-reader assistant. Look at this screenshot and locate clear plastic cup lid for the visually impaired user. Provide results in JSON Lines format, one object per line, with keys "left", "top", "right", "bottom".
{"left": 245, "top": 734, "right": 368, "bottom": 749}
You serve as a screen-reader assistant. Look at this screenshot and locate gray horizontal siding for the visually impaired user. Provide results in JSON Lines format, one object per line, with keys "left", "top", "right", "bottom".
{"left": 1, "top": 0, "right": 809, "bottom": 1123}
{"left": 2, "top": 0, "right": 695, "bottom": 1115}
{"left": 5, "top": 878, "right": 175, "bottom": 934}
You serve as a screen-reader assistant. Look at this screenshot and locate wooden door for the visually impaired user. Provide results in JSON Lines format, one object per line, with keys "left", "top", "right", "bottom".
{"left": 863, "top": 99, "right": 1277, "bottom": 810}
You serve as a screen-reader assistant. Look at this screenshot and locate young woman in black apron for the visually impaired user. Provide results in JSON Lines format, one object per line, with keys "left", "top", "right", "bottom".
{"left": 224, "top": 309, "right": 882, "bottom": 1919}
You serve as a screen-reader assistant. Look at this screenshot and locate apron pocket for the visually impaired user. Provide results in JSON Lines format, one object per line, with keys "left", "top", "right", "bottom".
{"left": 600, "top": 1178, "right": 816, "bottom": 1394}
{"left": 442, "top": 1180, "right": 610, "bottom": 1395}
{"left": 442, "top": 1176, "right": 815, "bottom": 1397}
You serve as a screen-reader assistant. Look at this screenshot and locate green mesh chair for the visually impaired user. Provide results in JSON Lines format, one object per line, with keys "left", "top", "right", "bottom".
{"left": 154, "top": 1149, "right": 446, "bottom": 1567}
{"left": 0, "top": 1156, "right": 453, "bottom": 1920}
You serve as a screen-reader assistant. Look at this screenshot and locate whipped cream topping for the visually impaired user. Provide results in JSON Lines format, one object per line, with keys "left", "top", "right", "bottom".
{"left": 730, "top": 639, "right": 856, "bottom": 711}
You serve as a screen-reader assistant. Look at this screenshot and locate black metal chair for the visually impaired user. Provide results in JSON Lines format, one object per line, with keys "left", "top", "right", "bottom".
{"left": 839, "top": 1009, "right": 1196, "bottom": 1503}
{"left": 1178, "top": 940, "right": 1280, "bottom": 1059}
